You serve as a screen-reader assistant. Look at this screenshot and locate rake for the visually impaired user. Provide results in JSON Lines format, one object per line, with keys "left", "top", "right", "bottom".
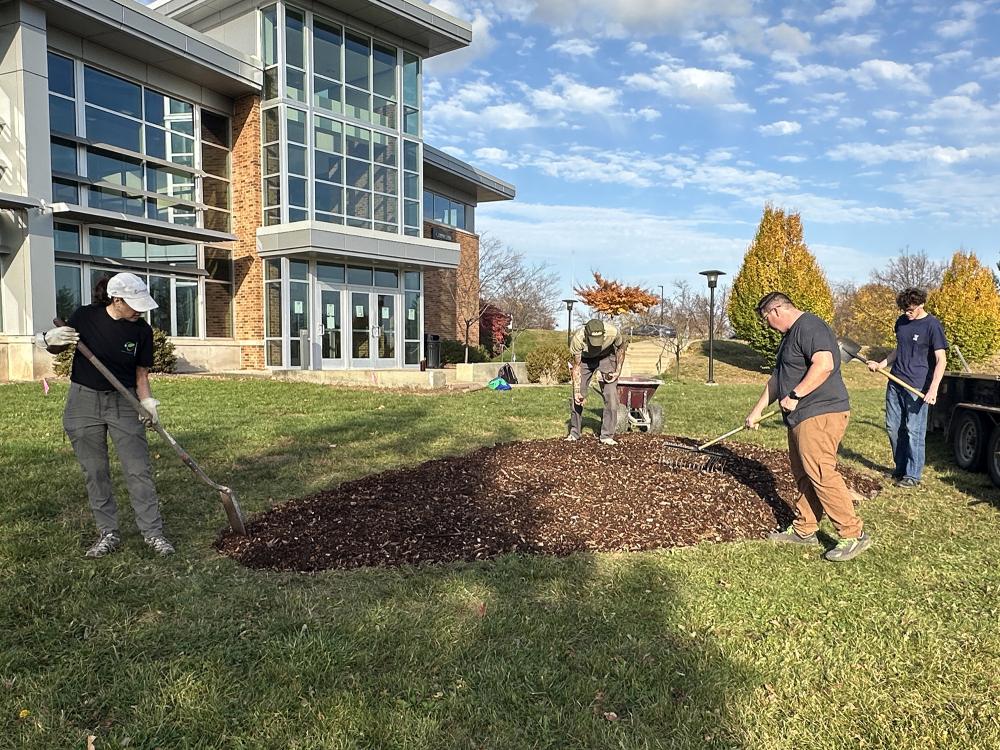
{"left": 55, "top": 318, "right": 247, "bottom": 536}
{"left": 660, "top": 409, "right": 779, "bottom": 473}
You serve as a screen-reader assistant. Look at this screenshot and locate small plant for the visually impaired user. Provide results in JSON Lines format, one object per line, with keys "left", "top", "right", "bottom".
{"left": 526, "top": 343, "right": 571, "bottom": 384}
{"left": 51, "top": 327, "right": 177, "bottom": 377}
{"left": 440, "top": 338, "right": 488, "bottom": 365}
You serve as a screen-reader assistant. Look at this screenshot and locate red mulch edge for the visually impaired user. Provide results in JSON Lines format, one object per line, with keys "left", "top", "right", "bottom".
{"left": 215, "top": 434, "right": 882, "bottom": 572}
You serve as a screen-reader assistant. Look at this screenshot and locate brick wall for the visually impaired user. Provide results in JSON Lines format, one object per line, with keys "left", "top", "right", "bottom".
{"left": 230, "top": 94, "right": 264, "bottom": 369}
{"left": 422, "top": 222, "right": 480, "bottom": 347}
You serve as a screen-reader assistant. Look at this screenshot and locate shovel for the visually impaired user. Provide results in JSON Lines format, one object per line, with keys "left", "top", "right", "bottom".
{"left": 55, "top": 319, "right": 247, "bottom": 536}
{"left": 838, "top": 337, "right": 926, "bottom": 400}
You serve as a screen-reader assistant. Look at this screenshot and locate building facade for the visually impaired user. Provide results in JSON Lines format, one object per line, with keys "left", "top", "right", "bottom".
{"left": 0, "top": 0, "right": 513, "bottom": 381}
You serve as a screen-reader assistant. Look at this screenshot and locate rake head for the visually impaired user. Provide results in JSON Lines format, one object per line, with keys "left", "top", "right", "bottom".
{"left": 659, "top": 443, "right": 733, "bottom": 474}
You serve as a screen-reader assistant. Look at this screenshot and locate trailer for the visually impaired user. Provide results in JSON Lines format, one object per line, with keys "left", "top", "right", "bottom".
{"left": 929, "top": 372, "right": 1000, "bottom": 487}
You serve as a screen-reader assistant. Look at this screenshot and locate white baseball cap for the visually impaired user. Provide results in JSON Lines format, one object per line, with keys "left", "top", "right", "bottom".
{"left": 106, "top": 272, "right": 158, "bottom": 312}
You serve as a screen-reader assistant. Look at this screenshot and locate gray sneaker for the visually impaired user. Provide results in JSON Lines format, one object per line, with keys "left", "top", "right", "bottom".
{"left": 599, "top": 437, "right": 619, "bottom": 446}
{"left": 144, "top": 535, "right": 175, "bottom": 556}
{"left": 85, "top": 531, "right": 121, "bottom": 558}
{"left": 824, "top": 532, "right": 873, "bottom": 562}
{"left": 767, "top": 525, "right": 818, "bottom": 545}
{"left": 564, "top": 433, "right": 580, "bottom": 442}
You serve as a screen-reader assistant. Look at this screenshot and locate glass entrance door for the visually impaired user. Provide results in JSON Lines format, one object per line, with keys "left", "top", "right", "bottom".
{"left": 317, "top": 286, "right": 343, "bottom": 368}
{"left": 349, "top": 290, "right": 373, "bottom": 368}
{"left": 375, "top": 293, "right": 397, "bottom": 367}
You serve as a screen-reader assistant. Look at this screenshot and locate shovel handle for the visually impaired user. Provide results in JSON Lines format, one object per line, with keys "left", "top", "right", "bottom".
{"left": 698, "top": 409, "right": 778, "bottom": 451}
{"left": 846, "top": 348, "right": 927, "bottom": 399}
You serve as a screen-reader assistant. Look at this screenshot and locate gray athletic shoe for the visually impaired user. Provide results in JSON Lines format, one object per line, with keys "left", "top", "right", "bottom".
{"left": 564, "top": 433, "right": 580, "bottom": 442}
{"left": 144, "top": 535, "right": 175, "bottom": 556}
{"left": 824, "top": 531, "right": 873, "bottom": 562}
{"left": 85, "top": 531, "right": 121, "bottom": 558}
{"left": 599, "top": 437, "right": 619, "bottom": 446}
{"left": 767, "top": 525, "right": 819, "bottom": 545}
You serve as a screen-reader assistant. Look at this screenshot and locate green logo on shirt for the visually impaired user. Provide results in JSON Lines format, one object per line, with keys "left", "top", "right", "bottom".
{"left": 123, "top": 341, "right": 137, "bottom": 355}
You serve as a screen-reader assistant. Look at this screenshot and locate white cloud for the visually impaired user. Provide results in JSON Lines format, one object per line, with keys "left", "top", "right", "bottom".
{"left": 527, "top": 74, "right": 620, "bottom": 115}
{"left": 623, "top": 64, "right": 750, "bottom": 111}
{"left": 440, "top": 145, "right": 466, "bottom": 158}
{"left": 777, "top": 155, "right": 808, "bottom": 163}
{"left": 824, "top": 32, "right": 879, "bottom": 56}
{"left": 774, "top": 62, "right": 850, "bottom": 85}
{"left": 765, "top": 23, "right": 812, "bottom": 57}
{"left": 548, "top": 38, "right": 599, "bottom": 57}
{"left": 482, "top": 103, "right": 539, "bottom": 129}
{"left": 769, "top": 96, "right": 789, "bottom": 104}
{"left": 758, "top": 120, "right": 802, "bottom": 136}
{"left": 872, "top": 108, "right": 901, "bottom": 120}
{"left": 839, "top": 117, "right": 867, "bottom": 129}
{"left": 525, "top": 0, "right": 758, "bottom": 37}
{"left": 473, "top": 147, "right": 509, "bottom": 162}
{"left": 828, "top": 141, "right": 1000, "bottom": 165}
{"left": 424, "top": 5, "right": 496, "bottom": 73}
{"left": 935, "top": 1, "right": 981, "bottom": 39}
{"left": 716, "top": 52, "right": 754, "bottom": 70}
{"left": 952, "top": 82, "right": 981, "bottom": 96}
{"left": 852, "top": 59, "right": 931, "bottom": 93}
{"left": 971, "top": 57, "right": 1000, "bottom": 78}
{"left": 628, "top": 41, "right": 648, "bottom": 55}
{"left": 816, "top": 0, "right": 876, "bottom": 24}
{"left": 453, "top": 80, "right": 502, "bottom": 107}
{"left": 935, "top": 49, "right": 973, "bottom": 67}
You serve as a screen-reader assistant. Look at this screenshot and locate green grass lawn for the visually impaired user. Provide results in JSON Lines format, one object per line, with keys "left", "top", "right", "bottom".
{"left": 2, "top": 361, "right": 999, "bottom": 748}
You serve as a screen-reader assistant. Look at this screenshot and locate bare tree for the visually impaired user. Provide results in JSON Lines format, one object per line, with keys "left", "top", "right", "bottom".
{"left": 870, "top": 247, "right": 946, "bottom": 291}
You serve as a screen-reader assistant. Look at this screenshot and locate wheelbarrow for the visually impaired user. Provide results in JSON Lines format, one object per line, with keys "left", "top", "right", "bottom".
{"left": 614, "top": 377, "right": 664, "bottom": 433}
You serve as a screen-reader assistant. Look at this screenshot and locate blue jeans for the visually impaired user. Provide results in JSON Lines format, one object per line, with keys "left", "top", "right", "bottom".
{"left": 885, "top": 382, "right": 928, "bottom": 481}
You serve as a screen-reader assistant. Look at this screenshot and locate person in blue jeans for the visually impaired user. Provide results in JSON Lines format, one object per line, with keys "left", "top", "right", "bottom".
{"left": 868, "top": 287, "right": 948, "bottom": 487}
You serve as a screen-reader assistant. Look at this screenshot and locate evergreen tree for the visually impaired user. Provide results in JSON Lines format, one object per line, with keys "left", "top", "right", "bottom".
{"left": 927, "top": 251, "right": 1000, "bottom": 366}
{"left": 728, "top": 204, "right": 833, "bottom": 365}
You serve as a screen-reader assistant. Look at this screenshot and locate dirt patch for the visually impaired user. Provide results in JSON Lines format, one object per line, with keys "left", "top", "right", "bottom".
{"left": 216, "top": 434, "right": 882, "bottom": 572}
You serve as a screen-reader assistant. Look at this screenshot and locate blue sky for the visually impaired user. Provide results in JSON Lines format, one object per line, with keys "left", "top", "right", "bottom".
{"left": 421, "top": 0, "right": 1000, "bottom": 297}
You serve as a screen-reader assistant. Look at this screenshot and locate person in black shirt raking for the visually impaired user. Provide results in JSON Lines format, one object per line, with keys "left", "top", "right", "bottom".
{"left": 36, "top": 273, "right": 175, "bottom": 558}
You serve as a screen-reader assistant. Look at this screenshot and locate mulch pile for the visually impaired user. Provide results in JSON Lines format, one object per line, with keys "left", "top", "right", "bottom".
{"left": 216, "top": 434, "right": 882, "bottom": 572}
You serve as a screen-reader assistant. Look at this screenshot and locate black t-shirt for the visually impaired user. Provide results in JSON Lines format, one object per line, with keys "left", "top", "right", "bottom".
{"left": 775, "top": 312, "right": 850, "bottom": 428}
{"left": 67, "top": 304, "right": 154, "bottom": 390}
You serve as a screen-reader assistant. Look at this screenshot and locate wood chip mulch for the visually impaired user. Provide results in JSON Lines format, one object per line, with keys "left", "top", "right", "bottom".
{"left": 215, "top": 434, "right": 882, "bottom": 572}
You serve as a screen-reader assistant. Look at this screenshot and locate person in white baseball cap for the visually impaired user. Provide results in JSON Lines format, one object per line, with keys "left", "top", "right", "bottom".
{"left": 34, "top": 273, "right": 174, "bottom": 558}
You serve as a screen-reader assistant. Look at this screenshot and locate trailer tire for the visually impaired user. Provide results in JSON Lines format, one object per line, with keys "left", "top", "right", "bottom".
{"left": 987, "top": 423, "right": 1000, "bottom": 489}
{"left": 952, "top": 410, "right": 988, "bottom": 472}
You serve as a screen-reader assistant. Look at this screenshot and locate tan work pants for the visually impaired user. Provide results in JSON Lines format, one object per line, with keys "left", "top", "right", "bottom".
{"left": 787, "top": 411, "right": 863, "bottom": 539}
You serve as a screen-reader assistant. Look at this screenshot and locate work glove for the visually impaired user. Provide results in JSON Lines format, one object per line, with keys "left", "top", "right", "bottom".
{"left": 139, "top": 398, "right": 160, "bottom": 427}
{"left": 34, "top": 326, "right": 79, "bottom": 349}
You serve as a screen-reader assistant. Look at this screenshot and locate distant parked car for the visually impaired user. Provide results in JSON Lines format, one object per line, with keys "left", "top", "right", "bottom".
{"left": 630, "top": 324, "right": 676, "bottom": 338}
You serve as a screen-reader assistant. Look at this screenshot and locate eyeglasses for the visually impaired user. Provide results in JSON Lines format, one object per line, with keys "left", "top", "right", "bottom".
{"left": 759, "top": 306, "right": 778, "bottom": 322}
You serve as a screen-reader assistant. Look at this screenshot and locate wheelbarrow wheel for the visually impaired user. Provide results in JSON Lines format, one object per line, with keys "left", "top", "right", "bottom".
{"left": 615, "top": 405, "right": 630, "bottom": 434}
{"left": 647, "top": 403, "right": 665, "bottom": 433}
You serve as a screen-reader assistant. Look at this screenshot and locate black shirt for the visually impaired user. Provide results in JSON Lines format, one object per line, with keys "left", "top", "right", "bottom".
{"left": 774, "top": 312, "right": 850, "bottom": 428}
{"left": 67, "top": 304, "right": 154, "bottom": 390}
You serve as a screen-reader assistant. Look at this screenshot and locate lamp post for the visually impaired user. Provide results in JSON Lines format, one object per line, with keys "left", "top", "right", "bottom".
{"left": 562, "top": 298, "right": 576, "bottom": 348}
{"left": 699, "top": 270, "right": 725, "bottom": 385}
{"left": 658, "top": 284, "right": 665, "bottom": 325}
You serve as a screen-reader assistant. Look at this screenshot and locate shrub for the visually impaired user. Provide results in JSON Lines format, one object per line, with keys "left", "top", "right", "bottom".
{"left": 927, "top": 251, "right": 1000, "bottom": 366}
{"left": 440, "top": 338, "right": 488, "bottom": 365}
{"left": 837, "top": 283, "right": 897, "bottom": 348}
{"left": 526, "top": 343, "right": 571, "bottom": 384}
{"left": 52, "top": 327, "right": 177, "bottom": 377}
{"left": 728, "top": 204, "right": 833, "bottom": 366}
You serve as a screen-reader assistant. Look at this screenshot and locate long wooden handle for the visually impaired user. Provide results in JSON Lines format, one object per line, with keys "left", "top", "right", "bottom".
{"left": 699, "top": 409, "right": 778, "bottom": 451}
{"left": 875, "top": 368, "right": 926, "bottom": 400}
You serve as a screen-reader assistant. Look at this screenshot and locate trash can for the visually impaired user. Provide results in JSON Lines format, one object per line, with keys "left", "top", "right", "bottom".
{"left": 425, "top": 333, "right": 441, "bottom": 369}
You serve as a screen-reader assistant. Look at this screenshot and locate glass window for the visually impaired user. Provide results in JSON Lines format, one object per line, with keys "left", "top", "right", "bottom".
{"left": 404, "top": 271, "right": 420, "bottom": 290}
{"left": 346, "top": 188, "right": 370, "bottom": 220}
{"left": 49, "top": 95, "right": 76, "bottom": 135}
{"left": 175, "top": 279, "right": 199, "bottom": 336}
{"left": 264, "top": 176, "right": 281, "bottom": 207}
{"left": 205, "top": 247, "right": 232, "bottom": 281}
{"left": 204, "top": 209, "right": 230, "bottom": 232}
{"left": 402, "top": 52, "right": 419, "bottom": 108}
{"left": 48, "top": 53, "right": 75, "bottom": 97}
{"left": 264, "top": 68, "right": 279, "bottom": 100}
{"left": 144, "top": 90, "right": 164, "bottom": 125}
{"left": 205, "top": 280, "right": 233, "bottom": 337}
{"left": 85, "top": 107, "right": 142, "bottom": 152}
{"left": 55, "top": 264, "right": 82, "bottom": 320}
{"left": 372, "top": 97, "right": 396, "bottom": 129}
{"left": 286, "top": 108, "right": 306, "bottom": 144}
{"left": 287, "top": 69, "right": 306, "bottom": 103}
{"left": 264, "top": 144, "right": 281, "bottom": 176}
{"left": 289, "top": 176, "right": 307, "bottom": 208}
{"left": 290, "top": 260, "right": 308, "bottom": 280}
{"left": 263, "top": 108, "right": 280, "bottom": 143}
{"left": 315, "top": 182, "right": 343, "bottom": 214}
{"left": 261, "top": 5, "right": 278, "bottom": 66}
{"left": 317, "top": 262, "right": 345, "bottom": 283}
{"left": 54, "top": 224, "right": 80, "bottom": 253}
{"left": 403, "top": 140, "right": 419, "bottom": 172}
{"left": 265, "top": 258, "right": 281, "bottom": 280}
{"left": 50, "top": 140, "right": 77, "bottom": 175}
{"left": 373, "top": 165, "right": 397, "bottom": 195}
{"left": 345, "top": 32, "right": 370, "bottom": 90}
{"left": 346, "top": 126, "right": 370, "bottom": 159}
{"left": 203, "top": 176, "right": 230, "bottom": 211}
{"left": 315, "top": 116, "right": 342, "bottom": 153}
{"left": 373, "top": 133, "right": 397, "bottom": 165}
{"left": 404, "top": 172, "right": 418, "bottom": 199}
{"left": 147, "top": 165, "right": 195, "bottom": 201}
{"left": 201, "top": 110, "right": 230, "bottom": 149}
{"left": 89, "top": 185, "right": 144, "bottom": 216}
{"left": 148, "top": 238, "right": 196, "bottom": 265}
{"left": 403, "top": 199, "right": 419, "bottom": 228}
{"left": 374, "top": 268, "right": 398, "bottom": 288}
{"left": 403, "top": 106, "right": 419, "bottom": 136}
{"left": 314, "top": 18, "right": 342, "bottom": 80}
{"left": 90, "top": 229, "right": 145, "bottom": 260}
{"left": 87, "top": 148, "right": 143, "bottom": 190}
{"left": 373, "top": 43, "right": 397, "bottom": 99}
{"left": 315, "top": 152, "right": 342, "bottom": 183}
{"left": 314, "top": 77, "right": 341, "bottom": 113}
{"left": 347, "top": 266, "right": 373, "bottom": 285}
{"left": 52, "top": 179, "right": 78, "bottom": 204}
{"left": 285, "top": 7, "right": 305, "bottom": 69}
{"left": 202, "top": 143, "right": 229, "bottom": 178}
{"left": 346, "top": 159, "right": 369, "bottom": 189}
{"left": 287, "top": 144, "right": 307, "bottom": 176}
{"left": 84, "top": 67, "right": 141, "bottom": 118}
{"left": 149, "top": 275, "right": 171, "bottom": 331}
{"left": 344, "top": 87, "right": 369, "bottom": 122}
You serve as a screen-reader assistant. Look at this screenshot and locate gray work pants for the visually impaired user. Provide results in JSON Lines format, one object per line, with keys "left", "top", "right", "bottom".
{"left": 63, "top": 383, "right": 164, "bottom": 537}
{"left": 570, "top": 354, "right": 619, "bottom": 439}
